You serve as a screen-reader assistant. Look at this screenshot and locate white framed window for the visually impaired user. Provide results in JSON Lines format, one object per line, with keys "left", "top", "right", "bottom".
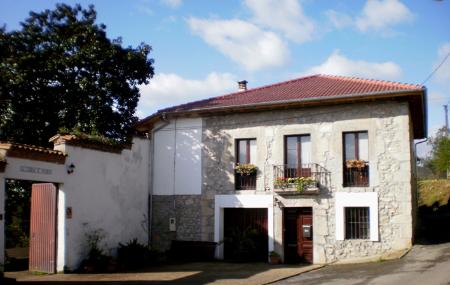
{"left": 335, "top": 192, "right": 378, "bottom": 241}
{"left": 345, "top": 207, "right": 370, "bottom": 239}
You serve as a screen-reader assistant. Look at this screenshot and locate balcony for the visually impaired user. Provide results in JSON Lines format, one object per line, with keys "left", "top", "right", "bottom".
{"left": 343, "top": 160, "right": 369, "bottom": 187}
{"left": 273, "top": 163, "right": 329, "bottom": 195}
{"left": 235, "top": 172, "right": 257, "bottom": 190}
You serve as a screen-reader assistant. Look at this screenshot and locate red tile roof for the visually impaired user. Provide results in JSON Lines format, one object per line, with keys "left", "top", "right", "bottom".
{"left": 158, "top": 74, "right": 424, "bottom": 113}
{"left": 0, "top": 142, "right": 66, "bottom": 156}
{"left": 0, "top": 142, "right": 67, "bottom": 164}
{"left": 137, "top": 74, "right": 426, "bottom": 138}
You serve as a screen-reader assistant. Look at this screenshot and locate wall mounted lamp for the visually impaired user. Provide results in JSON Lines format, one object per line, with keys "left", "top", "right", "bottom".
{"left": 67, "top": 163, "right": 75, "bottom": 174}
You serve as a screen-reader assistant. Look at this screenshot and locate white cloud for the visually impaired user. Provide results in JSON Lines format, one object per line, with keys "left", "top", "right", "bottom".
{"left": 325, "top": 10, "right": 353, "bottom": 29}
{"left": 355, "top": 0, "right": 413, "bottom": 32}
{"left": 434, "top": 42, "right": 450, "bottom": 88}
{"left": 161, "top": 0, "right": 182, "bottom": 8}
{"left": 302, "top": 50, "right": 403, "bottom": 80}
{"left": 137, "top": 72, "right": 236, "bottom": 118}
{"left": 188, "top": 18, "right": 289, "bottom": 71}
{"left": 326, "top": 0, "right": 413, "bottom": 34}
{"left": 244, "top": 0, "right": 315, "bottom": 43}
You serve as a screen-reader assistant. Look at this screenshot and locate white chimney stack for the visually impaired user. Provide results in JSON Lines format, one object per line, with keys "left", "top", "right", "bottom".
{"left": 238, "top": 80, "right": 248, "bottom": 91}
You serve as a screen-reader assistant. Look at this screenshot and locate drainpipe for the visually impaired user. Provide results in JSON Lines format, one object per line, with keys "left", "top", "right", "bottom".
{"left": 148, "top": 113, "right": 170, "bottom": 247}
{"left": 413, "top": 138, "right": 428, "bottom": 242}
{"left": 414, "top": 138, "right": 428, "bottom": 179}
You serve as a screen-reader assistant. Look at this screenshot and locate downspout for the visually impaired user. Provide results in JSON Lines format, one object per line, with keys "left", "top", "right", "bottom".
{"left": 148, "top": 113, "right": 170, "bottom": 247}
{"left": 413, "top": 138, "right": 428, "bottom": 242}
{"left": 414, "top": 138, "right": 428, "bottom": 178}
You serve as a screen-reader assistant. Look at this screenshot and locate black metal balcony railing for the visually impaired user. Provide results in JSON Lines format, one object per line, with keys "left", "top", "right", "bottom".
{"left": 235, "top": 172, "right": 257, "bottom": 190}
{"left": 273, "top": 163, "right": 330, "bottom": 192}
{"left": 343, "top": 163, "right": 369, "bottom": 187}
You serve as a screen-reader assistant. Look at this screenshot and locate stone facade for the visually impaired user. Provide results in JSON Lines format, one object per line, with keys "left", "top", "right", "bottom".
{"left": 151, "top": 195, "right": 202, "bottom": 251}
{"left": 200, "top": 101, "right": 414, "bottom": 263}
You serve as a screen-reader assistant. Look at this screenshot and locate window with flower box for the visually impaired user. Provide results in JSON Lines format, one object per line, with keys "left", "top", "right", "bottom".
{"left": 343, "top": 131, "right": 369, "bottom": 187}
{"left": 235, "top": 139, "right": 257, "bottom": 190}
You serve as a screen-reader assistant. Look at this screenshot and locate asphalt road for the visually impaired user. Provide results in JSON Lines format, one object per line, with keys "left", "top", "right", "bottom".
{"left": 273, "top": 242, "right": 450, "bottom": 285}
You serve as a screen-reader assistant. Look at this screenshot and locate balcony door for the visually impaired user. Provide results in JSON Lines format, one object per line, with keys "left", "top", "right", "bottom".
{"left": 285, "top": 135, "right": 311, "bottom": 178}
{"left": 235, "top": 139, "right": 257, "bottom": 190}
{"left": 343, "top": 131, "right": 369, "bottom": 187}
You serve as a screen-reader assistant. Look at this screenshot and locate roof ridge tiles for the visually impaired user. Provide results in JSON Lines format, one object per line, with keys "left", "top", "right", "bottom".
{"left": 319, "top": 74, "right": 423, "bottom": 89}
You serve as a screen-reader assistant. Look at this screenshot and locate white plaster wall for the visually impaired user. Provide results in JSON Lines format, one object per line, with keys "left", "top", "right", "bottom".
{"left": 153, "top": 118, "right": 202, "bottom": 195}
{"left": 1, "top": 157, "right": 67, "bottom": 183}
{"left": 57, "top": 137, "right": 150, "bottom": 270}
{"left": 335, "top": 192, "right": 379, "bottom": 241}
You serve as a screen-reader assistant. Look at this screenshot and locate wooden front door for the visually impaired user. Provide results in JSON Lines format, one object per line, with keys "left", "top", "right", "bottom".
{"left": 284, "top": 207, "right": 313, "bottom": 263}
{"left": 297, "top": 208, "right": 313, "bottom": 263}
{"left": 29, "top": 183, "right": 58, "bottom": 273}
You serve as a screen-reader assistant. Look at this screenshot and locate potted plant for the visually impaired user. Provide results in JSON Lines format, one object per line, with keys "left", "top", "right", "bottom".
{"left": 234, "top": 163, "right": 257, "bottom": 176}
{"left": 274, "top": 177, "right": 289, "bottom": 188}
{"left": 285, "top": 177, "right": 316, "bottom": 192}
{"left": 345, "top": 159, "right": 367, "bottom": 169}
{"left": 269, "top": 251, "right": 281, "bottom": 264}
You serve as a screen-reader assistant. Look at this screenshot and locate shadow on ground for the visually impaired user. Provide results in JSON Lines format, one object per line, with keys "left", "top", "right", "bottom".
{"left": 3, "top": 261, "right": 315, "bottom": 285}
{"left": 415, "top": 197, "right": 450, "bottom": 245}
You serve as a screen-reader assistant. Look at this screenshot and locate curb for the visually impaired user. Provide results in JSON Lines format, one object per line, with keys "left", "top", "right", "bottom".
{"left": 265, "top": 264, "right": 326, "bottom": 284}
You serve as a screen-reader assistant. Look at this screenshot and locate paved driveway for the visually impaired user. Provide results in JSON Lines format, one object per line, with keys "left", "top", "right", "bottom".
{"left": 4, "top": 262, "right": 321, "bottom": 285}
{"left": 274, "top": 242, "right": 450, "bottom": 285}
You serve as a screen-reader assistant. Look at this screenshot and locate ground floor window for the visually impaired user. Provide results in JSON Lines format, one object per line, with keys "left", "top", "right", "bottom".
{"left": 335, "top": 192, "right": 378, "bottom": 241}
{"left": 345, "top": 207, "right": 370, "bottom": 239}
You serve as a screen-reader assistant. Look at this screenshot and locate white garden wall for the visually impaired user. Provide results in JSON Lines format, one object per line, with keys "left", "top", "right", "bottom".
{"left": 55, "top": 137, "right": 150, "bottom": 270}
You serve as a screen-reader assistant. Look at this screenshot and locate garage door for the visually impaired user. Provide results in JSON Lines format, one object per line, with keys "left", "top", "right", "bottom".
{"left": 224, "top": 208, "right": 268, "bottom": 261}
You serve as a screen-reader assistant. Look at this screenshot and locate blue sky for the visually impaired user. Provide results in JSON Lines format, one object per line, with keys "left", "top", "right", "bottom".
{"left": 1, "top": 0, "right": 449, "bottom": 155}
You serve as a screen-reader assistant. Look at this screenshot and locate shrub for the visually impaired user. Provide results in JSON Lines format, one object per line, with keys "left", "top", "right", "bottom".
{"left": 118, "top": 238, "right": 153, "bottom": 270}
{"left": 78, "top": 227, "right": 111, "bottom": 273}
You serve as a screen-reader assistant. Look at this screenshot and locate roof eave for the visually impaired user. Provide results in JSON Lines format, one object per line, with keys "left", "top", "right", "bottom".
{"left": 136, "top": 88, "right": 426, "bottom": 138}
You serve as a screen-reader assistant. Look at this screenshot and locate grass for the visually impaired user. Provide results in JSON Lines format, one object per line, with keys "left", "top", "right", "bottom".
{"left": 418, "top": 179, "right": 450, "bottom": 207}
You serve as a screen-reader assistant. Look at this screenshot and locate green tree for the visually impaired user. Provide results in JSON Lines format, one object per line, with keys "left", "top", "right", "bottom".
{"left": 0, "top": 4, "right": 154, "bottom": 146}
{"left": 428, "top": 127, "right": 450, "bottom": 177}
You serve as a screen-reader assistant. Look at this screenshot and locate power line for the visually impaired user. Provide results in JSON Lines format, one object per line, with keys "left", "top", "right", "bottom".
{"left": 421, "top": 51, "right": 450, "bottom": 85}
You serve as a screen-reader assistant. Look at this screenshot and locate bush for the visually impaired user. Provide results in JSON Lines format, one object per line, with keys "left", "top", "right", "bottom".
{"left": 118, "top": 238, "right": 154, "bottom": 270}
{"left": 78, "top": 227, "right": 112, "bottom": 273}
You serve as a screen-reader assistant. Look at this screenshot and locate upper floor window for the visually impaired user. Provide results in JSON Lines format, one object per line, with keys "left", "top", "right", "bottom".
{"left": 343, "top": 131, "right": 369, "bottom": 187}
{"left": 237, "top": 139, "right": 256, "bottom": 164}
{"left": 285, "top": 135, "right": 311, "bottom": 178}
{"left": 235, "top": 139, "right": 256, "bottom": 190}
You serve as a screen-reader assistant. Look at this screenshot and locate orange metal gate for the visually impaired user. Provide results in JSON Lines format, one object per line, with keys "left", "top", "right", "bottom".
{"left": 29, "top": 183, "right": 58, "bottom": 273}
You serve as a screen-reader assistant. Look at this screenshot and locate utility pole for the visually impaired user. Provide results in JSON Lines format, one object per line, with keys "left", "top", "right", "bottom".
{"left": 444, "top": 104, "right": 449, "bottom": 136}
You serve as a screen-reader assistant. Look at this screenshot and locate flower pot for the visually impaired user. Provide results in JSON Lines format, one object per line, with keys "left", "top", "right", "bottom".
{"left": 269, "top": 255, "right": 281, "bottom": 264}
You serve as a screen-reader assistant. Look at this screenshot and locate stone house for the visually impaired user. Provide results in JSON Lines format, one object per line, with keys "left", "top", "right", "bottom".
{"left": 136, "top": 74, "right": 427, "bottom": 264}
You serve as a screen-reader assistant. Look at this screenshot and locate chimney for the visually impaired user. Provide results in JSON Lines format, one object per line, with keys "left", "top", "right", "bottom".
{"left": 238, "top": 80, "right": 248, "bottom": 91}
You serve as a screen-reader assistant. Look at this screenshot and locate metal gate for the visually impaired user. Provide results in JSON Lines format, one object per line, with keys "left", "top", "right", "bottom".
{"left": 29, "top": 183, "right": 57, "bottom": 273}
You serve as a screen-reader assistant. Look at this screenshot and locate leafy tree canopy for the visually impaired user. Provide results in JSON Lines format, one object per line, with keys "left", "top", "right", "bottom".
{"left": 428, "top": 127, "right": 450, "bottom": 177}
{"left": 0, "top": 4, "right": 154, "bottom": 146}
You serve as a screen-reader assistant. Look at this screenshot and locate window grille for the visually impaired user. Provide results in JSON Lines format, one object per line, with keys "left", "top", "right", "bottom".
{"left": 345, "top": 207, "right": 370, "bottom": 239}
